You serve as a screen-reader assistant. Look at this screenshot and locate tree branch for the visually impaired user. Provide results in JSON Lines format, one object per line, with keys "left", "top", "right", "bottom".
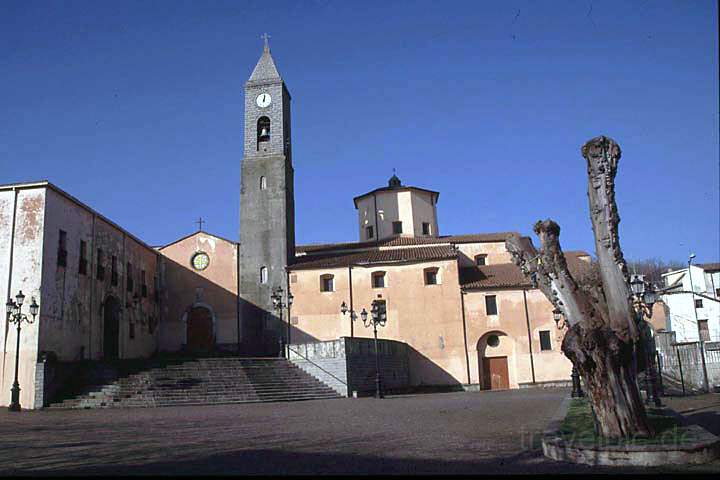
{"left": 582, "top": 136, "right": 638, "bottom": 341}
{"left": 506, "top": 220, "right": 605, "bottom": 328}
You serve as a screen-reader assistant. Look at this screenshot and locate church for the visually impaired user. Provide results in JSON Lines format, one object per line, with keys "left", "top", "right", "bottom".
{"left": 0, "top": 41, "right": 583, "bottom": 409}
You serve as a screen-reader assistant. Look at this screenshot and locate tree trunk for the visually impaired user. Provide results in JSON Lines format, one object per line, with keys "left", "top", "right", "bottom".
{"left": 506, "top": 136, "right": 652, "bottom": 438}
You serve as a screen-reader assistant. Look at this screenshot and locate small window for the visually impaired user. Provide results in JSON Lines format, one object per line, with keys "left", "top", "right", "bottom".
{"left": 422, "top": 222, "right": 431, "bottom": 235}
{"left": 111, "top": 255, "right": 118, "bottom": 286}
{"left": 129, "top": 322, "right": 135, "bottom": 340}
{"left": 96, "top": 248, "right": 105, "bottom": 280}
{"left": 372, "top": 271, "right": 386, "bottom": 288}
{"left": 485, "top": 295, "right": 498, "bottom": 315}
{"left": 141, "top": 270, "right": 147, "bottom": 297}
{"left": 698, "top": 320, "right": 710, "bottom": 342}
{"left": 126, "top": 262, "right": 134, "bottom": 292}
{"left": 57, "top": 230, "right": 67, "bottom": 267}
{"left": 539, "top": 330, "right": 552, "bottom": 351}
{"left": 320, "top": 274, "right": 334, "bottom": 292}
{"left": 424, "top": 268, "right": 439, "bottom": 285}
{"left": 392, "top": 221, "right": 403, "bottom": 234}
{"left": 260, "top": 176, "right": 267, "bottom": 190}
{"left": 366, "top": 225, "right": 374, "bottom": 240}
{"left": 487, "top": 334, "right": 500, "bottom": 347}
{"left": 260, "top": 266, "right": 268, "bottom": 284}
{"left": 475, "top": 254, "right": 487, "bottom": 266}
{"left": 78, "top": 240, "right": 88, "bottom": 275}
{"left": 695, "top": 299, "right": 703, "bottom": 309}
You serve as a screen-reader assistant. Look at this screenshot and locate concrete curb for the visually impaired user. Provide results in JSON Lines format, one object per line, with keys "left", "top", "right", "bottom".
{"left": 541, "top": 398, "right": 720, "bottom": 467}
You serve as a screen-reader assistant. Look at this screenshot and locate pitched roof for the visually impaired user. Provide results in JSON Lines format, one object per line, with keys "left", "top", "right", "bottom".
{"left": 247, "top": 44, "right": 282, "bottom": 84}
{"left": 289, "top": 245, "right": 457, "bottom": 270}
{"left": 460, "top": 251, "right": 593, "bottom": 290}
{"left": 699, "top": 263, "right": 720, "bottom": 273}
{"left": 296, "top": 232, "right": 518, "bottom": 255}
{"left": 157, "top": 230, "right": 239, "bottom": 251}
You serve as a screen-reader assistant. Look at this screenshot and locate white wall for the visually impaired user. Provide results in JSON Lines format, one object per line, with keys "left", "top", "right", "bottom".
{"left": 663, "top": 265, "right": 720, "bottom": 342}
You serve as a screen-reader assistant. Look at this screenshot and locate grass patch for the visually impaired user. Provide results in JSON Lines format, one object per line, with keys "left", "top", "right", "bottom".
{"left": 558, "top": 398, "right": 699, "bottom": 447}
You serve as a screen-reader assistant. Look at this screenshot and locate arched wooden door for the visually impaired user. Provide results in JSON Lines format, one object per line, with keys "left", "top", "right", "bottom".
{"left": 187, "top": 306, "right": 214, "bottom": 352}
{"left": 103, "top": 296, "right": 121, "bottom": 360}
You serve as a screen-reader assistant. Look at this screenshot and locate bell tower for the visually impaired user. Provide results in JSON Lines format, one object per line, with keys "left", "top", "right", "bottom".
{"left": 239, "top": 36, "right": 296, "bottom": 355}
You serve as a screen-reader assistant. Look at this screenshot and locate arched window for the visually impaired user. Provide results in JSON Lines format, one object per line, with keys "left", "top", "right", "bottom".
{"left": 260, "top": 266, "right": 268, "bottom": 284}
{"left": 260, "top": 176, "right": 267, "bottom": 190}
{"left": 320, "top": 274, "right": 334, "bottom": 292}
{"left": 257, "top": 116, "right": 270, "bottom": 150}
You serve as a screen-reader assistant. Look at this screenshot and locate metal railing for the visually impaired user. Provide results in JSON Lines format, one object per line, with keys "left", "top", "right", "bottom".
{"left": 287, "top": 345, "right": 348, "bottom": 387}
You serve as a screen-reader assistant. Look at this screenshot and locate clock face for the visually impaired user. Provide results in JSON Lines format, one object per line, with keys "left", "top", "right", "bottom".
{"left": 256, "top": 93, "right": 272, "bottom": 108}
{"left": 191, "top": 252, "right": 210, "bottom": 271}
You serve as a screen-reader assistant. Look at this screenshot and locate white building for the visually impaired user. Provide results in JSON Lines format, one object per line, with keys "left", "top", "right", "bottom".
{"left": 662, "top": 263, "right": 720, "bottom": 342}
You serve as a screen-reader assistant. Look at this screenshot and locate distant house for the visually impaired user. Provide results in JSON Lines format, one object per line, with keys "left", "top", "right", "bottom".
{"left": 661, "top": 263, "right": 720, "bottom": 342}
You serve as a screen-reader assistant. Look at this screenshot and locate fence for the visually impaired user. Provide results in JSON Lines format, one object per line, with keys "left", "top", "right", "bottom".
{"left": 655, "top": 331, "right": 720, "bottom": 394}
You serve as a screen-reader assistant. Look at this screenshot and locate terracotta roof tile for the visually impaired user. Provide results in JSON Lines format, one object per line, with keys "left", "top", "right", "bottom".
{"left": 296, "top": 232, "right": 519, "bottom": 255}
{"left": 461, "top": 251, "right": 593, "bottom": 290}
{"left": 290, "top": 245, "right": 457, "bottom": 270}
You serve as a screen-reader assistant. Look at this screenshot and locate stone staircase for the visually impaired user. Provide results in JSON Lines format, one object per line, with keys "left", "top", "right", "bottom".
{"left": 46, "top": 357, "right": 342, "bottom": 409}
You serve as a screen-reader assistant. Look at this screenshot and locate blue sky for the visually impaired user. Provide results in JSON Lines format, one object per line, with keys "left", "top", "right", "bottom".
{"left": 1, "top": 0, "right": 718, "bottom": 263}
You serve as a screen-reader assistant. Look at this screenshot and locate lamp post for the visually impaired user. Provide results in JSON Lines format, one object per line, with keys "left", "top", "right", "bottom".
{"left": 688, "top": 253, "right": 701, "bottom": 336}
{"left": 629, "top": 274, "right": 662, "bottom": 407}
{"left": 553, "top": 308, "right": 584, "bottom": 398}
{"left": 271, "top": 286, "right": 293, "bottom": 358}
{"left": 340, "top": 301, "right": 358, "bottom": 336}
{"left": 5, "top": 291, "right": 38, "bottom": 412}
{"left": 362, "top": 299, "right": 387, "bottom": 399}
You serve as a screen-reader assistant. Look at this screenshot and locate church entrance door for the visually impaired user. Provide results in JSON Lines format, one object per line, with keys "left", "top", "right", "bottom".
{"left": 103, "top": 296, "right": 121, "bottom": 360}
{"left": 187, "top": 306, "right": 214, "bottom": 352}
{"left": 481, "top": 356, "right": 509, "bottom": 390}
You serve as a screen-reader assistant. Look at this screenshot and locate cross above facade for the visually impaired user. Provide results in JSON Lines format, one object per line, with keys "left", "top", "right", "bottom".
{"left": 261, "top": 33, "right": 271, "bottom": 50}
{"left": 196, "top": 217, "right": 205, "bottom": 231}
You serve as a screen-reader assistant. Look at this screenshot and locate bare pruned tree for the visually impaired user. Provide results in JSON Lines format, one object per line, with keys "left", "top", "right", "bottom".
{"left": 506, "top": 136, "right": 652, "bottom": 438}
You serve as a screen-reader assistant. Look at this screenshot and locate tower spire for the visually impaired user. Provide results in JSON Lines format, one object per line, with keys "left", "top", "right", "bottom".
{"left": 261, "top": 33, "right": 271, "bottom": 53}
{"left": 248, "top": 34, "right": 282, "bottom": 84}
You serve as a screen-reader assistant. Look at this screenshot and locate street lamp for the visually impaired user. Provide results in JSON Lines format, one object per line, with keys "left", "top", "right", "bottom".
{"left": 688, "top": 253, "right": 701, "bottom": 338}
{"left": 362, "top": 299, "right": 387, "bottom": 399}
{"left": 5, "top": 291, "right": 38, "bottom": 412}
{"left": 340, "top": 301, "right": 359, "bottom": 336}
{"left": 553, "top": 308, "right": 584, "bottom": 398}
{"left": 629, "top": 275, "right": 662, "bottom": 407}
{"left": 271, "top": 286, "right": 292, "bottom": 358}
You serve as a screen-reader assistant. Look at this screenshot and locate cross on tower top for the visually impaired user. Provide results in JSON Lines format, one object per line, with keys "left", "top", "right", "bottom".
{"left": 196, "top": 217, "right": 205, "bottom": 231}
{"left": 261, "top": 33, "right": 271, "bottom": 52}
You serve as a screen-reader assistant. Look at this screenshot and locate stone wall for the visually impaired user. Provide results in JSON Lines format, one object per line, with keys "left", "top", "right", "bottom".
{"left": 288, "top": 337, "right": 411, "bottom": 397}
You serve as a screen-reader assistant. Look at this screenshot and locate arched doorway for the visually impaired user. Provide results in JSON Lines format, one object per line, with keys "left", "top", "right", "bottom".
{"left": 186, "top": 305, "right": 214, "bottom": 352}
{"left": 103, "top": 296, "right": 121, "bottom": 360}
{"left": 477, "top": 331, "right": 512, "bottom": 390}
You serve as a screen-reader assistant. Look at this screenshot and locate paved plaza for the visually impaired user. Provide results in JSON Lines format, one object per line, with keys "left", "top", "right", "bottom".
{"left": 0, "top": 388, "right": 719, "bottom": 475}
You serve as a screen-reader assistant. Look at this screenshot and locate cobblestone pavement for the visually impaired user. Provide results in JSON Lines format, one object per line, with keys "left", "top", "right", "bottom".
{"left": 0, "top": 388, "right": 718, "bottom": 475}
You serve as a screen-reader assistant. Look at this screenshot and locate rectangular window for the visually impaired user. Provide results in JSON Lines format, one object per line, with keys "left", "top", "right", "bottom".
{"left": 321, "top": 276, "right": 334, "bottom": 292}
{"left": 78, "top": 240, "right": 88, "bottom": 275}
{"left": 475, "top": 254, "right": 487, "bottom": 266}
{"left": 424, "top": 269, "right": 438, "bottom": 285}
{"left": 485, "top": 295, "right": 498, "bottom": 315}
{"left": 366, "top": 225, "right": 374, "bottom": 239}
{"left": 372, "top": 272, "right": 386, "bottom": 288}
{"left": 539, "top": 330, "right": 552, "bottom": 351}
{"left": 111, "top": 256, "right": 118, "bottom": 286}
{"left": 126, "top": 262, "right": 134, "bottom": 292}
{"left": 129, "top": 322, "right": 135, "bottom": 340}
{"left": 422, "top": 222, "right": 431, "bottom": 235}
{"left": 698, "top": 320, "right": 710, "bottom": 342}
{"left": 392, "top": 221, "right": 403, "bottom": 234}
{"left": 141, "top": 270, "right": 147, "bottom": 297}
{"left": 695, "top": 299, "right": 703, "bottom": 309}
{"left": 57, "top": 230, "right": 67, "bottom": 267}
{"left": 96, "top": 248, "right": 105, "bottom": 280}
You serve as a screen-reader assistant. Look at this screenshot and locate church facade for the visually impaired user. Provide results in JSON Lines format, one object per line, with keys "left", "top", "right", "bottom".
{"left": 0, "top": 43, "right": 581, "bottom": 409}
